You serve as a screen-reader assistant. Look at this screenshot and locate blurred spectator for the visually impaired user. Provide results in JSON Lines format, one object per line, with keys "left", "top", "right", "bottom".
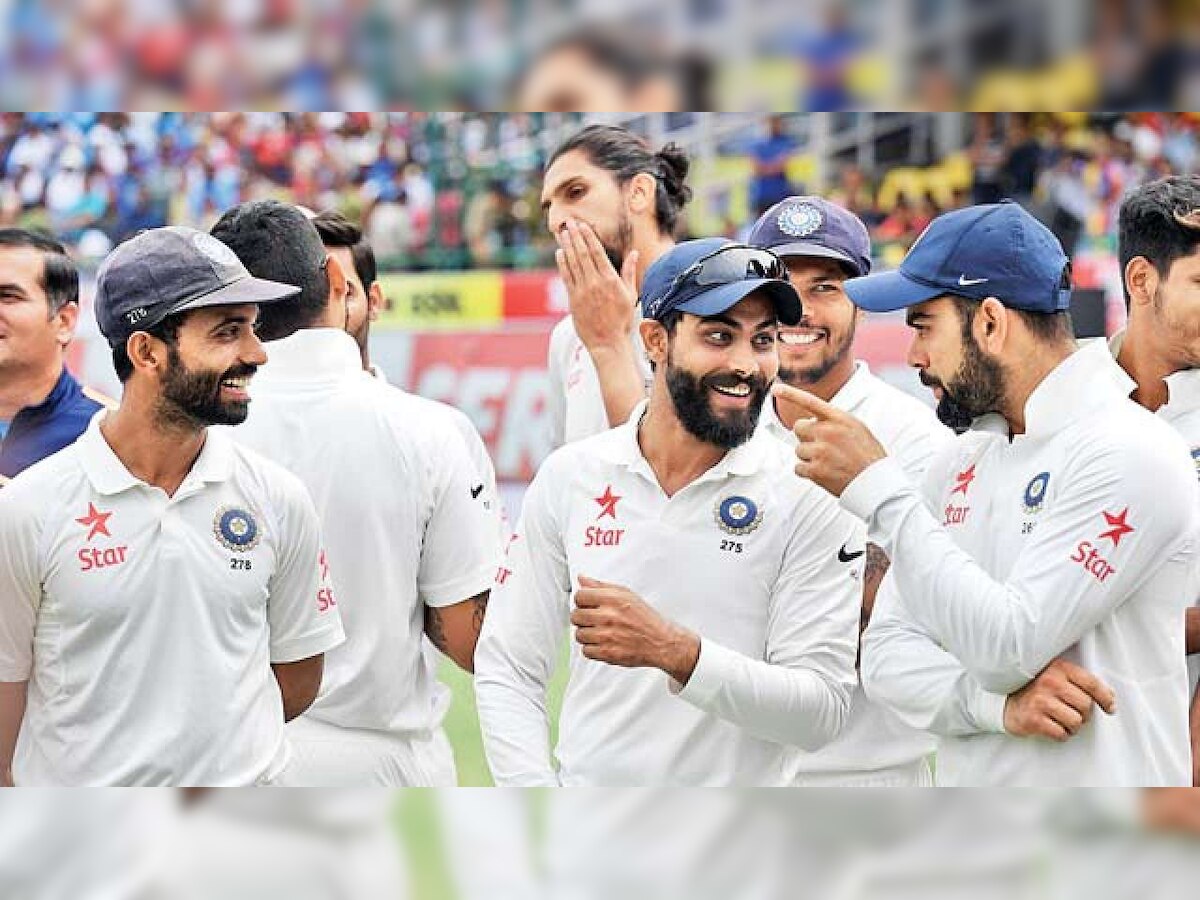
{"left": 968, "top": 113, "right": 1007, "bottom": 204}
{"left": 750, "top": 115, "right": 798, "bottom": 217}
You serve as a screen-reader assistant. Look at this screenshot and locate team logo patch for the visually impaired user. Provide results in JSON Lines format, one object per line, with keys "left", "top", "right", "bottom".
{"left": 777, "top": 202, "right": 823, "bottom": 238}
{"left": 1023, "top": 472, "right": 1050, "bottom": 514}
{"left": 715, "top": 495, "right": 762, "bottom": 536}
{"left": 214, "top": 506, "right": 261, "bottom": 552}
{"left": 1191, "top": 446, "right": 1200, "bottom": 479}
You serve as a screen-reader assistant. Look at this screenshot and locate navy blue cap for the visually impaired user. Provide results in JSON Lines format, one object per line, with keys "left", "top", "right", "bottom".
{"left": 639, "top": 238, "right": 803, "bottom": 326}
{"left": 844, "top": 201, "right": 1072, "bottom": 313}
{"left": 748, "top": 196, "right": 872, "bottom": 277}
{"left": 95, "top": 226, "right": 299, "bottom": 348}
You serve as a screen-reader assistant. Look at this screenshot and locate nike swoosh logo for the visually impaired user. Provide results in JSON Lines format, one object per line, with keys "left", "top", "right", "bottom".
{"left": 838, "top": 545, "right": 865, "bottom": 563}
{"left": 958, "top": 275, "right": 989, "bottom": 286}
{"left": 470, "top": 484, "right": 484, "bottom": 499}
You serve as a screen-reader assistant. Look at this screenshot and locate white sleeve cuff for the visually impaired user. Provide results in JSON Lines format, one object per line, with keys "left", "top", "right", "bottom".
{"left": 840, "top": 456, "right": 912, "bottom": 523}
{"left": 670, "top": 637, "right": 731, "bottom": 708}
{"left": 969, "top": 686, "right": 1009, "bottom": 734}
{"left": 270, "top": 620, "right": 345, "bottom": 664}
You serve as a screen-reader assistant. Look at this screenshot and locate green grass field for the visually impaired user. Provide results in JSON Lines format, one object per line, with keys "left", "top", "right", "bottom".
{"left": 390, "top": 659, "right": 565, "bottom": 899}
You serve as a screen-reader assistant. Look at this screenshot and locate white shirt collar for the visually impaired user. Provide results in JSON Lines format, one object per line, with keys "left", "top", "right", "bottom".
{"left": 595, "top": 399, "right": 770, "bottom": 483}
{"left": 78, "top": 411, "right": 234, "bottom": 496}
{"left": 1020, "top": 341, "right": 1136, "bottom": 439}
{"left": 259, "top": 328, "right": 364, "bottom": 382}
{"left": 368, "top": 363, "right": 389, "bottom": 384}
{"left": 1108, "top": 327, "right": 1200, "bottom": 422}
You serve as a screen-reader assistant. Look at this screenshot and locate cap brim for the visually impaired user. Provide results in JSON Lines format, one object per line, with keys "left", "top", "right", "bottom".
{"left": 844, "top": 268, "right": 944, "bottom": 313}
{"left": 674, "top": 278, "right": 803, "bottom": 326}
{"left": 770, "top": 241, "right": 861, "bottom": 274}
{"left": 173, "top": 274, "right": 300, "bottom": 314}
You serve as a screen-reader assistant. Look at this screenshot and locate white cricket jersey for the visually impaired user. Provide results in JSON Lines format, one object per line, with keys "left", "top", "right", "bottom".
{"left": 230, "top": 329, "right": 500, "bottom": 744}
{"left": 0, "top": 415, "right": 344, "bottom": 786}
{"left": 475, "top": 403, "right": 864, "bottom": 786}
{"left": 545, "top": 315, "right": 651, "bottom": 447}
{"left": 1110, "top": 333, "right": 1200, "bottom": 700}
{"left": 859, "top": 341, "right": 1200, "bottom": 785}
{"left": 760, "top": 361, "right": 954, "bottom": 782}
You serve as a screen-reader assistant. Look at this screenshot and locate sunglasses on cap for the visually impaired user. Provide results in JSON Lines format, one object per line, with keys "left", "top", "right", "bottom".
{"left": 644, "top": 244, "right": 790, "bottom": 318}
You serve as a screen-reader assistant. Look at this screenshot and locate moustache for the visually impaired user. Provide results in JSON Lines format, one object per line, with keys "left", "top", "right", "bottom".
{"left": 220, "top": 364, "right": 259, "bottom": 382}
{"left": 918, "top": 370, "right": 943, "bottom": 390}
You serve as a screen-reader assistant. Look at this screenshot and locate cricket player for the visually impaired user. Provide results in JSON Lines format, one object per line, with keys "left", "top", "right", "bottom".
{"left": 0, "top": 229, "right": 108, "bottom": 481}
{"left": 1110, "top": 176, "right": 1200, "bottom": 784}
{"left": 777, "top": 201, "right": 1200, "bottom": 786}
{"left": 543, "top": 124, "right": 690, "bottom": 446}
{"left": 0, "top": 226, "right": 344, "bottom": 785}
{"left": 213, "top": 201, "right": 499, "bottom": 785}
{"left": 475, "top": 238, "right": 864, "bottom": 786}
{"left": 749, "top": 195, "right": 953, "bottom": 786}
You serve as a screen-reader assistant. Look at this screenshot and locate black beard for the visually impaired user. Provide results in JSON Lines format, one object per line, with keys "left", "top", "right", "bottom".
{"left": 156, "top": 345, "right": 257, "bottom": 429}
{"left": 602, "top": 213, "right": 635, "bottom": 272}
{"left": 666, "top": 355, "right": 769, "bottom": 450}
{"left": 919, "top": 337, "right": 1005, "bottom": 433}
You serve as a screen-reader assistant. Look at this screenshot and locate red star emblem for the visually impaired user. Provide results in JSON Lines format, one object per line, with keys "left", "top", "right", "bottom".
{"left": 594, "top": 485, "right": 621, "bottom": 520}
{"left": 951, "top": 464, "right": 976, "bottom": 496}
{"left": 75, "top": 502, "right": 113, "bottom": 542}
{"left": 1099, "top": 508, "right": 1134, "bottom": 548}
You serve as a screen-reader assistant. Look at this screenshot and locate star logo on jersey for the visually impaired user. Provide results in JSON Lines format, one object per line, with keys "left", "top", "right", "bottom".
{"left": 594, "top": 485, "right": 621, "bottom": 520}
{"left": 76, "top": 502, "right": 113, "bottom": 542}
{"left": 951, "top": 464, "right": 976, "bottom": 496}
{"left": 1098, "top": 508, "right": 1134, "bottom": 549}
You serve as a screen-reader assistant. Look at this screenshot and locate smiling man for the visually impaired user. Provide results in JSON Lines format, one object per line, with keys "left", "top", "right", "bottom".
{"left": 476, "top": 237, "right": 864, "bottom": 786}
{"left": 0, "top": 229, "right": 108, "bottom": 483}
{"left": 749, "top": 196, "right": 953, "bottom": 786}
{"left": 0, "top": 226, "right": 344, "bottom": 785}
{"left": 777, "top": 202, "right": 1200, "bottom": 786}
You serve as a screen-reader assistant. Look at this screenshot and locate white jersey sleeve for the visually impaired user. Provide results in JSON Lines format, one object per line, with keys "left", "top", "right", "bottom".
{"left": 0, "top": 482, "right": 43, "bottom": 681}
{"left": 674, "top": 491, "right": 863, "bottom": 751}
{"left": 474, "top": 460, "right": 571, "bottom": 786}
{"left": 265, "top": 475, "right": 346, "bottom": 664}
{"left": 418, "top": 425, "right": 502, "bottom": 608}
{"left": 862, "top": 571, "right": 1007, "bottom": 736}
{"left": 845, "top": 437, "right": 1199, "bottom": 695}
{"left": 545, "top": 318, "right": 572, "bottom": 450}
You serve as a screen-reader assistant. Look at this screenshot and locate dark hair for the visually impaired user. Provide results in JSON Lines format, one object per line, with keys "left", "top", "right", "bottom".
{"left": 0, "top": 228, "right": 79, "bottom": 313}
{"left": 1118, "top": 175, "right": 1200, "bottom": 310}
{"left": 210, "top": 200, "right": 330, "bottom": 342}
{"left": 309, "top": 210, "right": 378, "bottom": 289}
{"left": 951, "top": 296, "right": 1074, "bottom": 346}
{"left": 111, "top": 312, "right": 184, "bottom": 383}
{"left": 548, "top": 124, "right": 693, "bottom": 236}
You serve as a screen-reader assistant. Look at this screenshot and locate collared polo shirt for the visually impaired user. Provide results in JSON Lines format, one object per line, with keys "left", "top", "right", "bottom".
{"left": 0, "top": 414, "right": 344, "bottom": 785}
{"left": 475, "top": 402, "right": 864, "bottom": 786}
{"left": 859, "top": 341, "right": 1200, "bottom": 785}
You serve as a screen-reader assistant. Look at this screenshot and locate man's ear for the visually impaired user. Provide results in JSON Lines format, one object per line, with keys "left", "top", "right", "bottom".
{"left": 627, "top": 172, "right": 657, "bottom": 219}
{"left": 325, "top": 252, "right": 349, "bottom": 307}
{"left": 127, "top": 331, "right": 170, "bottom": 377}
{"left": 977, "top": 296, "right": 1008, "bottom": 352}
{"left": 367, "top": 281, "right": 386, "bottom": 322}
{"left": 52, "top": 301, "right": 79, "bottom": 350}
{"left": 1124, "top": 255, "right": 1158, "bottom": 310}
{"left": 640, "top": 317, "right": 670, "bottom": 368}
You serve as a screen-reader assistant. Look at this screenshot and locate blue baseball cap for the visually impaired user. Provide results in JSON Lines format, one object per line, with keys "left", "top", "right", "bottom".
{"left": 640, "top": 238, "right": 803, "bottom": 326}
{"left": 748, "top": 196, "right": 872, "bottom": 277}
{"left": 844, "top": 201, "right": 1072, "bottom": 313}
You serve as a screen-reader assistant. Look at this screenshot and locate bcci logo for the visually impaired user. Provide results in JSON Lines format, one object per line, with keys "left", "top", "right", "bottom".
{"left": 214, "top": 506, "right": 261, "bottom": 552}
{"left": 1023, "top": 472, "right": 1050, "bottom": 515}
{"left": 777, "top": 203, "right": 823, "bottom": 238}
{"left": 1191, "top": 447, "right": 1200, "bottom": 480}
{"left": 715, "top": 495, "right": 763, "bottom": 536}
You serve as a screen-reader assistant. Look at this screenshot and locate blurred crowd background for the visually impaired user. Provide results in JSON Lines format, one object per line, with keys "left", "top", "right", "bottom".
{"left": 3, "top": 110, "right": 1197, "bottom": 270}
{"left": 1, "top": 0, "right": 1198, "bottom": 110}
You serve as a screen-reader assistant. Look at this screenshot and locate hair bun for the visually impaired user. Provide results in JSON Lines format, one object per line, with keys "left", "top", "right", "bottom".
{"left": 656, "top": 143, "right": 692, "bottom": 205}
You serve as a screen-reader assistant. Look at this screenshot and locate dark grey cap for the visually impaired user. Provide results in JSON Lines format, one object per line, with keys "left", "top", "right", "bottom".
{"left": 94, "top": 226, "right": 300, "bottom": 347}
